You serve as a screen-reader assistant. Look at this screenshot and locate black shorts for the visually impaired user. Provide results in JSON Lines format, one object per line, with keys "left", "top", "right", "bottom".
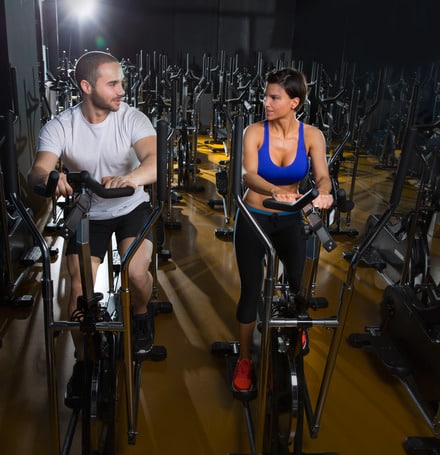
{"left": 65, "top": 202, "right": 152, "bottom": 261}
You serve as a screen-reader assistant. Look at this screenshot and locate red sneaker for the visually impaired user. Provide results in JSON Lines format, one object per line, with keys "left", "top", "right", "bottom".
{"left": 301, "top": 330, "right": 310, "bottom": 355}
{"left": 233, "top": 358, "right": 252, "bottom": 391}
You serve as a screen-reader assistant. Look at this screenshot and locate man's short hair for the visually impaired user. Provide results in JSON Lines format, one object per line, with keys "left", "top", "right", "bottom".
{"left": 74, "top": 51, "right": 119, "bottom": 92}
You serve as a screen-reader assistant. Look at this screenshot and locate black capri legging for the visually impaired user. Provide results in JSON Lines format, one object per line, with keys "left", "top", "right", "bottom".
{"left": 233, "top": 207, "right": 306, "bottom": 324}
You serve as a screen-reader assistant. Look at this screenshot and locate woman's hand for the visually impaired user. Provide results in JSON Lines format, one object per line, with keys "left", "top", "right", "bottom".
{"left": 312, "top": 193, "right": 334, "bottom": 210}
{"left": 271, "top": 188, "right": 302, "bottom": 203}
{"left": 271, "top": 187, "right": 334, "bottom": 210}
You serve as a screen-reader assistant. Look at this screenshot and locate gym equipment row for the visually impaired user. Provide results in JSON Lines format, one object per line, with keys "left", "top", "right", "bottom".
{"left": 40, "top": 50, "right": 440, "bottom": 249}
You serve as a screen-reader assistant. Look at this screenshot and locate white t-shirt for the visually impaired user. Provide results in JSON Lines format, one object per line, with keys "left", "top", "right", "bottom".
{"left": 38, "top": 102, "right": 156, "bottom": 220}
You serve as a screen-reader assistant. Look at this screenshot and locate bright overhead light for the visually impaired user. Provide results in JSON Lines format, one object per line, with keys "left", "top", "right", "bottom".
{"left": 67, "top": 0, "right": 97, "bottom": 20}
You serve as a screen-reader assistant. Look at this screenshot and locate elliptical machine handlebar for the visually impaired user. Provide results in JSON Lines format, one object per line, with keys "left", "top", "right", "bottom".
{"left": 67, "top": 170, "right": 135, "bottom": 198}
{"left": 34, "top": 170, "right": 61, "bottom": 197}
{"left": 34, "top": 169, "right": 135, "bottom": 199}
{"left": 262, "top": 187, "right": 319, "bottom": 212}
{"left": 34, "top": 170, "right": 135, "bottom": 239}
{"left": 263, "top": 188, "right": 337, "bottom": 252}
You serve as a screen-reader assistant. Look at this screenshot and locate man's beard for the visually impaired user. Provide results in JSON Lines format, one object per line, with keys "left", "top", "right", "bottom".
{"left": 90, "top": 90, "right": 120, "bottom": 112}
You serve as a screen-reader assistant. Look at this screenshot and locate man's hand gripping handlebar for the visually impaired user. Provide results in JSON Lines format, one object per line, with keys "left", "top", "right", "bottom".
{"left": 34, "top": 170, "right": 135, "bottom": 239}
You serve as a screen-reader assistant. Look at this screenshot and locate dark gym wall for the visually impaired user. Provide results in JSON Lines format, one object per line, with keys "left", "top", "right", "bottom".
{"left": 56, "top": 0, "right": 296, "bottom": 66}
{"left": 292, "top": 0, "right": 439, "bottom": 73}
{"left": 41, "top": 0, "right": 59, "bottom": 77}
{"left": 1, "top": 0, "right": 42, "bottom": 203}
{"left": 0, "top": 1, "right": 11, "bottom": 114}
{"left": 53, "top": 0, "right": 440, "bottom": 75}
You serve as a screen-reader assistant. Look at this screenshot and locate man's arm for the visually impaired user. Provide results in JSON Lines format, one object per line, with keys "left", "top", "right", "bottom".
{"left": 28, "top": 151, "right": 73, "bottom": 197}
{"left": 101, "top": 135, "right": 157, "bottom": 189}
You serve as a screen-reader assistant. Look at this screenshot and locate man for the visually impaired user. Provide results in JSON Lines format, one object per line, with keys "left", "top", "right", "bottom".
{"left": 28, "top": 50, "right": 164, "bottom": 405}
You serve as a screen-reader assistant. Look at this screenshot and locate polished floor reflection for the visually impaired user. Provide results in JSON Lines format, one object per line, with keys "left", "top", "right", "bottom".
{"left": 0, "top": 140, "right": 438, "bottom": 455}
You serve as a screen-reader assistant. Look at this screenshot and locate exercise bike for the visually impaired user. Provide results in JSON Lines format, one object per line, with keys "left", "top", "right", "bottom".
{"left": 211, "top": 114, "right": 370, "bottom": 455}
{"left": 17, "top": 118, "right": 169, "bottom": 454}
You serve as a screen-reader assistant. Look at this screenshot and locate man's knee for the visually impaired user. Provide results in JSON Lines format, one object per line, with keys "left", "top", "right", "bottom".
{"left": 129, "top": 267, "right": 152, "bottom": 288}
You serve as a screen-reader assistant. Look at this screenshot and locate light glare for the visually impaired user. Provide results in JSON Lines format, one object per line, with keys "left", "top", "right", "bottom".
{"left": 68, "top": 0, "right": 96, "bottom": 21}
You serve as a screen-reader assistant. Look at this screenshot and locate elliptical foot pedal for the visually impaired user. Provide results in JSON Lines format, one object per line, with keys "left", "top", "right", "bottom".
{"left": 342, "top": 247, "right": 386, "bottom": 269}
{"left": 348, "top": 332, "right": 411, "bottom": 378}
{"left": 309, "top": 296, "right": 328, "bottom": 309}
{"left": 20, "top": 246, "right": 42, "bottom": 266}
{"left": 127, "top": 431, "right": 137, "bottom": 445}
{"left": 347, "top": 332, "right": 374, "bottom": 348}
{"left": 1, "top": 294, "right": 34, "bottom": 307}
{"left": 211, "top": 342, "right": 257, "bottom": 401}
{"left": 44, "top": 222, "right": 60, "bottom": 233}
{"left": 135, "top": 345, "right": 167, "bottom": 362}
{"left": 149, "top": 301, "right": 173, "bottom": 314}
{"left": 158, "top": 248, "right": 171, "bottom": 261}
{"left": 404, "top": 436, "right": 440, "bottom": 454}
{"left": 215, "top": 227, "right": 233, "bottom": 241}
{"left": 342, "top": 250, "right": 354, "bottom": 261}
{"left": 147, "top": 345, "right": 167, "bottom": 361}
{"left": 165, "top": 219, "right": 182, "bottom": 230}
{"left": 211, "top": 341, "right": 238, "bottom": 357}
{"left": 362, "top": 247, "right": 387, "bottom": 271}
{"left": 207, "top": 198, "right": 223, "bottom": 208}
{"left": 171, "top": 191, "right": 182, "bottom": 202}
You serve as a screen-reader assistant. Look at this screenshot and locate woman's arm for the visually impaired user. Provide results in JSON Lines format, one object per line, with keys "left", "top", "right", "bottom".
{"left": 306, "top": 125, "right": 333, "bottom": 209}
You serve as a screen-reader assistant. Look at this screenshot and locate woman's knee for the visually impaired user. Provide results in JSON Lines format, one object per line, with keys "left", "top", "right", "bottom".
{"left": 236, "top": 294, "right": 260, "bottom": 324}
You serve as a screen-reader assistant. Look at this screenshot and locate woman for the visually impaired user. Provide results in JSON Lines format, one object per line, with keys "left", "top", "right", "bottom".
{"left": 233, "top": 68, "right": 334, "bottom": 391}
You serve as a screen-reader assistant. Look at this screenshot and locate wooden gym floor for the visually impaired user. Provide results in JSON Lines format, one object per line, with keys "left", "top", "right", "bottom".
{"left": 0, "top": 137, "right": 439, "bottom": 455}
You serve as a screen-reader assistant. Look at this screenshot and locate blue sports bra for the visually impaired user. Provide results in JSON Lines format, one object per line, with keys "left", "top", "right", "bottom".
{"left": 257, "top": 120, "right": 309, "bottom": 185}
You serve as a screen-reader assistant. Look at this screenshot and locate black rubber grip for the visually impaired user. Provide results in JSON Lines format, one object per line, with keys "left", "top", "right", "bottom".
{"left": 34, "top": 169, "right": 59, "bottom": 197}
{"left": 232, "top": 114, "right": 245, "bottom": 197}
{"left": 156, "top": 119, "right": 168, "bottom": 202}
{"left": 67, "top": 171, "right": 134, "bottom": 198}
{"left": 46, "top": 170, "right": 60, "bottom": 196}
